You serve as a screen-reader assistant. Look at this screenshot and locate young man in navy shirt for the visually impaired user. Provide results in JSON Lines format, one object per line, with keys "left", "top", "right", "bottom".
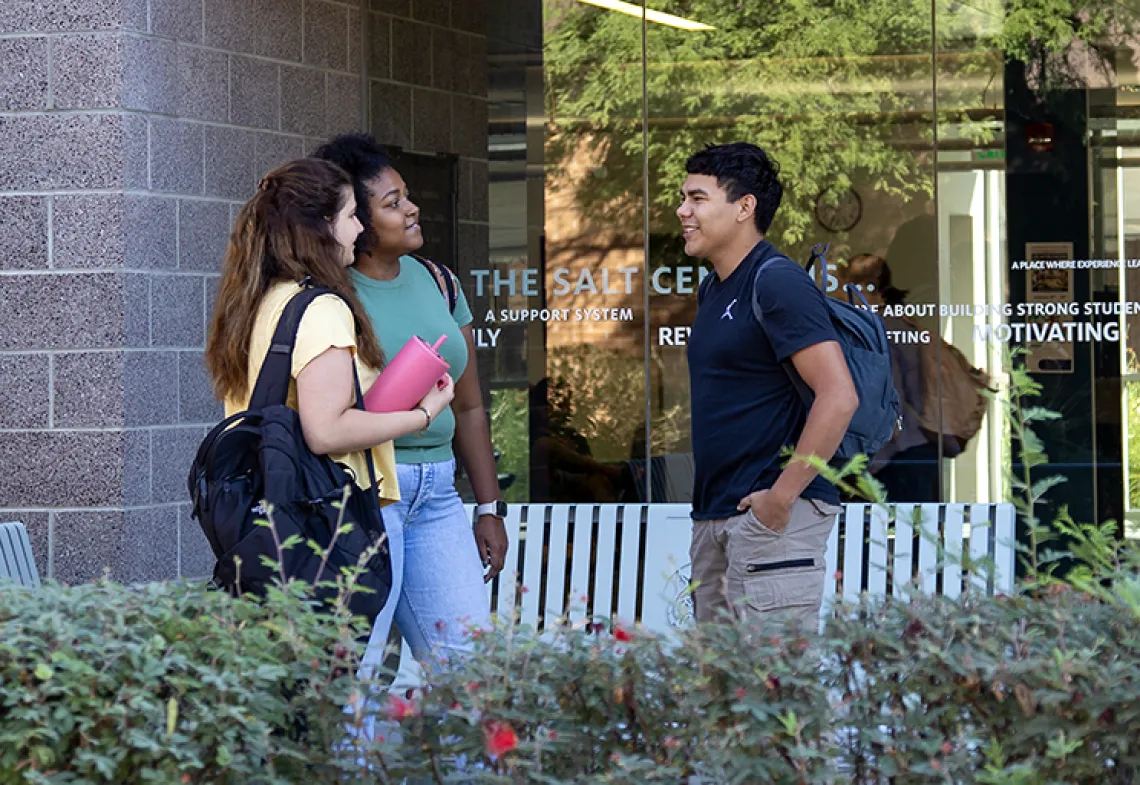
{"left": 681, "top": 142, "right": 858, "bottom": 631}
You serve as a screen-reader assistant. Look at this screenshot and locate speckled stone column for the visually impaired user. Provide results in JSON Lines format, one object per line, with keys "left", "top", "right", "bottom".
{"left": 0, "top": 0, "right": 367, "bottom": 583}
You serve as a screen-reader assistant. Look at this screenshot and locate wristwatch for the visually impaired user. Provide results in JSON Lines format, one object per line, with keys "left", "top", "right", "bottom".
{"left": 475, "top": 500, "right": 507, "bottom": 520}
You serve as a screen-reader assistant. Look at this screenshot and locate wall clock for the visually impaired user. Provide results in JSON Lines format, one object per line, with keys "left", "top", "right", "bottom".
{"left": 814, "top": 186, "right": 862, "bottom": 233}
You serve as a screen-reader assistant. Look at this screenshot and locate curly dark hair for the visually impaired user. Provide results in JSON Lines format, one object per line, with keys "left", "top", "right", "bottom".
{"left": 684, "top": 142, "right": 783, "bottom": 233}
{"left": 310, "top": 133, "right": 394, "bottom": 258}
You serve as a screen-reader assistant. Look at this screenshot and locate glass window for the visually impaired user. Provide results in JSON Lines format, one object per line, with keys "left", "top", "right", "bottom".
{"left": 360, "top": 1, "right": 1140, "bottom": 540}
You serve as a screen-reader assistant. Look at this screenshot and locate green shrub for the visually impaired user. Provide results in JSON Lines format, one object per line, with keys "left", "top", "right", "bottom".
{"left": 3, "top": 567, "right": 1139, "bottom": 783}
{"left": 360, "top": 586, "right": 1140, "bottom": 784}
{"left": 0, "top": 579, "right": 368, "bottom": 784}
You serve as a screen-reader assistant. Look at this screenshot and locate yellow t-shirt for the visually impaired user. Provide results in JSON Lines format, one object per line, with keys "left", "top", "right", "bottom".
{"left": 224, "top": 281, "right": 400, "bottom": 505}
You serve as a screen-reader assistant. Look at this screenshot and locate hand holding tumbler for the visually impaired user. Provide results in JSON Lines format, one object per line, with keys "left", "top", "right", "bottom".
{"left": 362, "top": 335, "right": 450, "bottom": 413}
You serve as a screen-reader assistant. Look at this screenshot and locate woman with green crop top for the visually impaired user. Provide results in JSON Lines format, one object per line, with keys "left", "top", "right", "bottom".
{"left": 313, "top": 134, "right": 507, "bottom": 675}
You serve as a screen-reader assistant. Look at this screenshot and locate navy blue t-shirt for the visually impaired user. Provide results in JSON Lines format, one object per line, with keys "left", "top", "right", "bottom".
{"left": 687, "top": 241, "right": 841, "bottom": 519}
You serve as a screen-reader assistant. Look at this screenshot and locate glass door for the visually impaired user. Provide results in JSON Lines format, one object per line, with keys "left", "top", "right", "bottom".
{"left": 1096, "top": 123, "right": 1140, "bottom": 537}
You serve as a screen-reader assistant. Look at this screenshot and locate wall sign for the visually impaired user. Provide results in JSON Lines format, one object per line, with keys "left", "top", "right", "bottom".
{"left": 1024, "top": 241, "right": 1076, "bottom": 374}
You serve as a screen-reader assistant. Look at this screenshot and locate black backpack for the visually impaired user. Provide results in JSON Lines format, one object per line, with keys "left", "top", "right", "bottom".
{"left": 187, "top": 285, "right": 392, "bottom": 625}
{"left": 699, "top": 243, "right": 900, "bottom": 461}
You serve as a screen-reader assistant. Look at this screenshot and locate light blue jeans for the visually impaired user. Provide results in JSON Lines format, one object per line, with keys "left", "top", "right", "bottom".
{"left": 359, "top": 458, "right": 491, "bottom": 678}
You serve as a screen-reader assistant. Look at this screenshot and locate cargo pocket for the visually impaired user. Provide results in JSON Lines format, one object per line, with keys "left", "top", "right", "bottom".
{"left": 741, "top": 557, "right": 824, "bottom": 620}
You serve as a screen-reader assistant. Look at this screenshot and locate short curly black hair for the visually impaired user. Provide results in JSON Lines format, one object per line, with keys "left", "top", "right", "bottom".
{"left": 310, "top": 133, "right": 394, "bottom": 257}
{"left": 684, "top": 142, "right": 783, "bottom": 233}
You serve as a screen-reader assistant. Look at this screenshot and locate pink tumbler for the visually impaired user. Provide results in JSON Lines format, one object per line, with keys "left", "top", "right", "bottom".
{"left": 363, "top": 335, "right": 450, "bottom": 413}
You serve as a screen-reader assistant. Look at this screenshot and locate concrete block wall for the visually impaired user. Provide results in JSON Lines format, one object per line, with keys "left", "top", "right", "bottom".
{"left": 0, "top": 0, "right": 367, "bottom": 583}
{"left": 365, "top": 0, "right": 489, "bottom": 280}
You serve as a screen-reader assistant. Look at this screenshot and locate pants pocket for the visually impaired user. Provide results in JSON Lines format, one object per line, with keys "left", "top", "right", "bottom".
{"left": 742, "top": 561, "right": 824, "bottom": 616}
{"left": 744, "top": 507, "right": 784, "bottom": 537}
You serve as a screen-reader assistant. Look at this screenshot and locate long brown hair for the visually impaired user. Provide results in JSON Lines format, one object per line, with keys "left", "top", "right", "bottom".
{"left": 205, "top": 157, "right": 385, "bottom": 402}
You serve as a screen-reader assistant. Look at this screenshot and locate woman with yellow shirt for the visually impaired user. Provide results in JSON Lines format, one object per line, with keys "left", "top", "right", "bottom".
{"left": 204, "top": 157, "right": 454, "bottom": 649}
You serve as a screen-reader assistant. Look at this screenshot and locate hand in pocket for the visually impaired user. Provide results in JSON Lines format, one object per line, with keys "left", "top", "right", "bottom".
{"left": 737, "top": 489, "right": 792, "bottom": 534}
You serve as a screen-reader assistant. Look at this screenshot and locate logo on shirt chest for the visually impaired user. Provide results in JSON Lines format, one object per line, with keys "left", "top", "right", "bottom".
{"left": 692, "top": 289, "right": 775, "bottom": 371}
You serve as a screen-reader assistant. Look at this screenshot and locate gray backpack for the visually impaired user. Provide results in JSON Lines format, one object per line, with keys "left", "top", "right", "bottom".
{"left": 701, "top": 243, "right": 901, "bottom": 461}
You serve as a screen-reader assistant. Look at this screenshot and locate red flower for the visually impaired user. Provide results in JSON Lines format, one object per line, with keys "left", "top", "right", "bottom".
{"left": 613, "top": 625, "right": 633, "bottom": 643}
{"left": 765, "top": 676, "right": 781, "bottom": 691}
{"left": 941, "top": 742, "right": 953, "bottom": 755}
{"left": 485, "top": 722, "right": 519, "bottom": 757}
{"left": 385, "top": 694, "right": 417, "bottom": 721}
{"left": 735, "top": 687, "right": 746, "bottom": 700}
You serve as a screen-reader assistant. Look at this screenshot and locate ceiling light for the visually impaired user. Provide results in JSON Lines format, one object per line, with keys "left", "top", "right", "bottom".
{"left": 576, "top": 0, "right": 715, "bottom": 31}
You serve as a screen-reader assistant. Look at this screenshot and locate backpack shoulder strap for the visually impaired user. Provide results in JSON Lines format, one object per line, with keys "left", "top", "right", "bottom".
{"left": 411, "top": 254, "right": 457, "bottom": 314}
{"left": 749, "top": 254, "right": 796, "bottom": 328}
{"left": 248, "top": 285, "right": 333, "bottom": 410}
{"left": 751, "top": 255, "right": 815, "bottom": 406}
{"left": 247, "top": 285, "right": 384, "bottom": 516}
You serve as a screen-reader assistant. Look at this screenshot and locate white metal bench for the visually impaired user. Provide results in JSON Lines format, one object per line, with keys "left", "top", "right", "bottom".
{"left": 0, "top": 521, "right": 41, "bottom": 587}
{"left": 475, "top": 502, "right": 1016, "bottom": 634}
{"left": 392, "top": 502, "right": 1015, "bottom": 687}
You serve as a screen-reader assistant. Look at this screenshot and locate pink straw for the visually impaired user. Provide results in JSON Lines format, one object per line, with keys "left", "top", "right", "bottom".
{"left": 430, "top": 335, "right": 447, "bottom": 351}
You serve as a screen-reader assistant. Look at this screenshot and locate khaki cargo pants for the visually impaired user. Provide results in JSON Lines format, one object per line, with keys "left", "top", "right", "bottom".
{"left": 689, "top": 498, "right": 840, "bottom": 632}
